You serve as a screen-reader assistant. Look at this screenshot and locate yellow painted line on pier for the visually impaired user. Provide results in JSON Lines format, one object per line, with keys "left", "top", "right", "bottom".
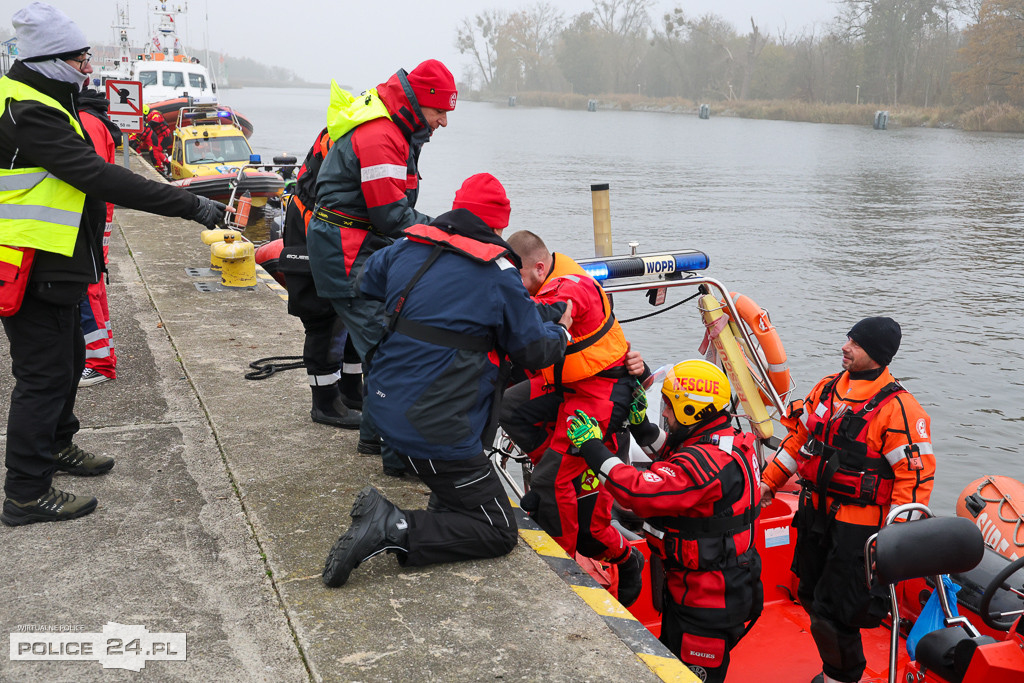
{"left": 571, "top": 585, "right": 637, "bottom": 620}
{"left": 518, "top": 529, "right": 570, "bottom": 559}
{"left": 512, "top": 505, "right": 696, "bottom": 683}
{"left": 637, "top": 653, "right": 701, "bottom": 682}
{"left": 255, "top": 266, "right": 288, "bottom": 302}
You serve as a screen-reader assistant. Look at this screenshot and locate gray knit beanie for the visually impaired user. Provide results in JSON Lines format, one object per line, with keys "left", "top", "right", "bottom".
{"left": 12, "top": 2, "right": 89, "bottom": 62}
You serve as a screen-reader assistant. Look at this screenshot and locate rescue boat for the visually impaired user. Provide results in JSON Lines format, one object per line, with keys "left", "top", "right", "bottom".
{"left": 149, "top": 98, "right": 255, "bottom": 139}
{"left": 169, "top": 107, "right": 283, "bottom": 208}
{"left": 488, "top": 251, "right": 1024, "bottom": 683}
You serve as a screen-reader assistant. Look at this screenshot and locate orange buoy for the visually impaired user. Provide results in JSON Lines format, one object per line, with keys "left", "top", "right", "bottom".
{"left": 724, "top": 292, "right": 792, "bottom": 406}
{"left": 956, "top": 475, "right": 1024, "bottom": 561}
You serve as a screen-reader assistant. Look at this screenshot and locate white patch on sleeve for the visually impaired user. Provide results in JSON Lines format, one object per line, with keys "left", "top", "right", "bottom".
{"left": 361, "top": 163, "right": 406, "bottom": 182}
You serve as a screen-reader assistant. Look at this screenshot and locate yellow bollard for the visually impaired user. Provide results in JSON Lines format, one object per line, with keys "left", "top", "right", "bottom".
{"left": 212, "top": 234, "right": 257, "bottom": 288}
{"left": 590, "top": 183, "right": 612, "bottom": 257}
{"left": 201, "top": 228, "right": 242, "bottom": 271}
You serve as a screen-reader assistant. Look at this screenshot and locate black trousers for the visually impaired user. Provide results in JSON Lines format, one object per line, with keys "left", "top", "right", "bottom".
{"left": 286, "top": 270, "right": 341, "bottom": 380}
{"left": 399, "top": 451, "right": 518, "bottom": 567}
{"left": 794, "top": 507, "right": 888, "bottom": 683}
{"left": 2, "top": 290, "right": 85, "bottom": 500}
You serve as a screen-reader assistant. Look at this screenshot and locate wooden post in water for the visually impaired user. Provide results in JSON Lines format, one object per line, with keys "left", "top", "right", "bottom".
{"left": 591, "top": 183, "right": 612, "bottom": 257}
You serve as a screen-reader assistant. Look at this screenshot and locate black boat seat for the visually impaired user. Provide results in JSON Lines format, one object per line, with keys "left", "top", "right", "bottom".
{"left": 914, "top": 625, "right": 997, "bottom": 683}
{"left": 875, "top": 516, "right": 984, "bottom": 585}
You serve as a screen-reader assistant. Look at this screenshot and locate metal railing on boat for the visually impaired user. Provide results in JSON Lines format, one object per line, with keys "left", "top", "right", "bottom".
{"left": 489, "top": 263, "right": 788, "bottom": 499}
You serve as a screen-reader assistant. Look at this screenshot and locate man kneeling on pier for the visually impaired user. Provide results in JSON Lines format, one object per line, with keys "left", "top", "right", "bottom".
{"left": 322, "top": 174, "right": 572, "bottom": 586}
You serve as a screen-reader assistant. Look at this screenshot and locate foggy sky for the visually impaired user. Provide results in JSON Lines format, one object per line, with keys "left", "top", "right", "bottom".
{"left": 3, "top": 0, "right": 836, "bottom": 88}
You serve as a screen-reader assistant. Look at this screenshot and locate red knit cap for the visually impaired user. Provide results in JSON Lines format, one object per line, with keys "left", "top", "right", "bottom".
{"left": 452, "top": 173, "right": 510, "bottom": 230}
{"left": 407, "top": 59, "right": 458, "bottom": 111}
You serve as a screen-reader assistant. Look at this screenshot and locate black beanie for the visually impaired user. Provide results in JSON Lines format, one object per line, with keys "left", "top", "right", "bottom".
{"left": 848, "top": 317, "right": 901, "bottom": 367}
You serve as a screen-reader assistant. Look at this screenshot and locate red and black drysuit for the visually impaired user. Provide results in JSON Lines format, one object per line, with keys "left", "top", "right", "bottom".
{"left": 78, "top": 89, "right": 122, "bottom": 380}
{"left": 576, "top": 412, "right": 763, "bottom": 683}
{"left": 276, "top": 127, "right": 361, "bottom": 403}
{"left": 135, "top": 112, "right": 170, "bottom": 172}
{"left": 499, "top": 253, "right": 634, "bottom": 564}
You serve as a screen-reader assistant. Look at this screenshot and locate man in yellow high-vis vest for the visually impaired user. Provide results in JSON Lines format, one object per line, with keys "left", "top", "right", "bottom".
{"left": 0, "top": 2, "right": 228, "bottom": 526}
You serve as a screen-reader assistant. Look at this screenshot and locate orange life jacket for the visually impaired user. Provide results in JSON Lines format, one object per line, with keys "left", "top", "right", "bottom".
{"left": 538, "top": 253, "right": 628, "bottom": 386}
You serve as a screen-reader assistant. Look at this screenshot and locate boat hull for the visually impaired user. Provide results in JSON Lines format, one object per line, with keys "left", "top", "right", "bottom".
{"left": 172, "top": 170, "right": 283, "bottom": 206}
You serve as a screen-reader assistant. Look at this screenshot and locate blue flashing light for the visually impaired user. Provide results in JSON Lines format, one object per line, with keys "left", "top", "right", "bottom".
{"left": 217, "top": 111, "right": 231, "bottom": 117}
{"left": 673, "top": 252, "right": 710, "bottom": 271}
{"left": 581, "top": 262, "right": 610, "bottom": 282}
{"left": 578, "top": 250, "right": 710, "bottom": 283}
{"left": 249, "top": 154, "right": 262, "bottom": 164}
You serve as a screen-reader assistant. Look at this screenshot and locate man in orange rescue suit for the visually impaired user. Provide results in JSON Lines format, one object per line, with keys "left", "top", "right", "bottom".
{"left": 759, "top": 316, "right": 935, "bottom": 683}
{"left": 307, "top": 59, "right": 456, "bottom": 478}
{"left": 499, "top": 229, "right": 645, "bottom": 607}
{"left": 566, "top": 360, "right": 763, "bottom": 683}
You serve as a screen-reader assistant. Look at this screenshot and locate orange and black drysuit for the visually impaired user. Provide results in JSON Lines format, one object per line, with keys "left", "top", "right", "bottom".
{"left": 499, "top": 252, "right": 634, "bottom": 563}
{"left": 761, "top": 366, "right": 935, "bottom": 683}
{"left": 576, "top": 412, "right": 763, "bottom": 683}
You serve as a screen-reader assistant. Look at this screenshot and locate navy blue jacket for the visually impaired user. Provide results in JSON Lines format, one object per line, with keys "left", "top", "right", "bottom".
{"left": 360, "top": 209, "right": 568, "bottom": 460}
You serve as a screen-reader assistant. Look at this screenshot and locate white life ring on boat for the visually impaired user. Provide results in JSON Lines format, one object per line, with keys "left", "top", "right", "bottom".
{"left": 725, "top": 292, "right": 792, "bottom": 406}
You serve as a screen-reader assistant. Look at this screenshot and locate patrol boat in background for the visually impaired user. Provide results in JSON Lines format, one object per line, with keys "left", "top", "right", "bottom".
{"left": 95, "top": 3, "right": 253, "bottom": 139}
{"left": 488, "top": 250, "right": 1024, "bottom": 683}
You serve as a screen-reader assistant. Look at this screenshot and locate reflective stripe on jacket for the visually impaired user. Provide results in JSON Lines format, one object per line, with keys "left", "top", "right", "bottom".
{"left": 537, "top": 252, "right": 628, "bottom": 386}
{"left": 0, "top": 77, "right": 85, "bottom": 256}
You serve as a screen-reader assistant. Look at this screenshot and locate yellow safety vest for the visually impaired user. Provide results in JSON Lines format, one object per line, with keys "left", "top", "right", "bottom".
{"left": 0, "top": 77, "right": 86, "bottom": 257}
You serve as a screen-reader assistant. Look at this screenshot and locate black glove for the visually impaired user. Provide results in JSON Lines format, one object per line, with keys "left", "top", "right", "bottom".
{"left": 192, "top": 196, "right": 228, "bottom": 229}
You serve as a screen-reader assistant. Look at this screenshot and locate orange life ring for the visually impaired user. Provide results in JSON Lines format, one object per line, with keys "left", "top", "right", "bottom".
{"left": 725, "top": 292, "right": 792, "bottom": 405}
{"left": 957, "top": 475, "right": 1024, "bottom": 561}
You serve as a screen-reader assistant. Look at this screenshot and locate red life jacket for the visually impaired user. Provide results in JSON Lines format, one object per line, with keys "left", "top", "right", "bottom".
{"left": 797, "top": 373, "right": 906, "bottom": 506}
{"left": 643, "top": 426, "right": 760, "bottom": 571}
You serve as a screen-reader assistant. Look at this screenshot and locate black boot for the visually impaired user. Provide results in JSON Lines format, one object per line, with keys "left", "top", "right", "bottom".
{"left": 322, "top": 486, "right": 409, "bottom": 587}
{"left": 339, "top": 370, "right": 363, "bottom": 411}
{"left": 616, "top": 546, "right": 646, "bottom": 607}
{"left": 310, "top": 384, "right": 361, "bottom": 429}
{"left": 339, "top": 337, "right": 363, "bottom": 410}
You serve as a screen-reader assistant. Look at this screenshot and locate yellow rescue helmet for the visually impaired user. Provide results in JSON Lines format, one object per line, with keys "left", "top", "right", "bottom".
{"left": 142, "top": 104, "right": 150, "bottom": 115}
{"left": 661, "top": 359, "right": 732, "bottom": 426}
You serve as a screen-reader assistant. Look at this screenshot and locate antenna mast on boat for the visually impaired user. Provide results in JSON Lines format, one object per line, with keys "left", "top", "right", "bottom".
{"left": 111, "top": 3, "right": 133, "bottom": 71}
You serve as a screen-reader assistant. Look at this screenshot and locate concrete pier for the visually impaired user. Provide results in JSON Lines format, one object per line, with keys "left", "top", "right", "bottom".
{"left": 0, "top": 157, "right": 683, "bottom": 681}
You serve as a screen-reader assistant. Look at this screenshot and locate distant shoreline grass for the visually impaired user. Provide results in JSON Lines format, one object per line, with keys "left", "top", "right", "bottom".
{"left": 486, "top": 91, "right": 1024, "bottom": 134}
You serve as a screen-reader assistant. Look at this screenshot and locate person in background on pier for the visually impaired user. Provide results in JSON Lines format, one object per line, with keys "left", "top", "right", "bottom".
{"left": 77, "top": 86, "right": 121, "bottom": 387}
{"left": 278, "top": 127, "right": 363, "bottom": 428}
{"left": 134, "top": 104, "right": 170, "bottom": 175}
{"left": 565, "top": 360, "right": 763, "bottom": 683}
{"left": 759, "top": 316, "right": 935, "bottom": 683}
{"left": 321, "top": 174, "right": 571, "bottom": 587}
{"left": 0, "top": 2, "right": 228, "bottom": 526}
{"left": 498, "top": 230, "right": 646, "bottom": 607}
{"left": 307, "top": 59, "right": 456, "bottom": 478}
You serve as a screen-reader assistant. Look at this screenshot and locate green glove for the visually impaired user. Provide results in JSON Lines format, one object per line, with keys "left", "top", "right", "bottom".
{"left": 567, "top": 409, "right": 603, "bottom": 448}
{"left": 629, "top": 379, "right": 647, "bottom": 425}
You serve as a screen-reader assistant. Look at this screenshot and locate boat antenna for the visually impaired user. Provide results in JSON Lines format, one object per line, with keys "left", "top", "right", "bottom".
{"left": 204, "top": 0, "right": 213, "bottom": 84}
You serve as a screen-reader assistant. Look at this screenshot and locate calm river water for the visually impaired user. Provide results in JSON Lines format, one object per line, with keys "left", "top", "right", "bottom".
{"left": 224, "top": 86, "right": 1024, "bottom": 511}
